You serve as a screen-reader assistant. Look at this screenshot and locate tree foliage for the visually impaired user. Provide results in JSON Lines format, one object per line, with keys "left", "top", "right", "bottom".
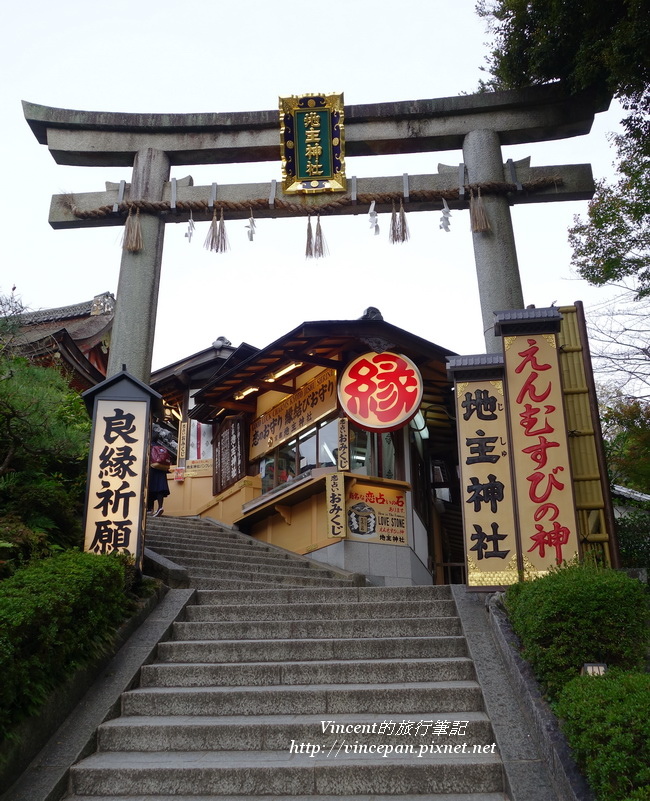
{"left": 0, "top": 292, "right": 91, "bottom": 555}
{"left": 477, "top": 0, "right": 650, "bottom": 294}
{"left": 476, "top": 0, "right": 650, "bottom": 98}
{"left": 569, "top": 116, "right": 650, "bottom": 296}
{"left": 0, "top": 356, "right": 89, "bottom": 478}
{"left": 600, "top": 392, "right": 650, "bottom": 492}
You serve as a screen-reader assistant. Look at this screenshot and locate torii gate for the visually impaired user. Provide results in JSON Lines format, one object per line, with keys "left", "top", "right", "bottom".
{"left": 23, "top": 83, "right": 608, "bottom": 382}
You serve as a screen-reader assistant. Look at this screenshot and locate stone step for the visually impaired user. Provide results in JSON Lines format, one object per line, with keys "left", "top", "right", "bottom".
{"left": 146, "top": 529, "right": 239, "bottom": 542}
{"left": 145, "top": 538, "right": 298, "bottom": 559}
{"left": 184, "top": 563, "right": 342, "bottom": 581}
{"left": 147, "top": 535, "right": 262, "bottom": 553}
{"left": 146, "top": 527, "right": 278, "bottom": 543}
{"left": 69, "top": 750, "right": 503, "bottom": 796}
{"left": 189, "top": 574, "right": 358, "bottom": 590}
{"left": 148, "top": 545, "right": 313, "bottom": 569}
{"left": 98, "top": 711, "right": 493, "bottom": 751}
{"left": 139, "top": 657, "right": 476, "bottom": 687}
{"left": 145, "top": 529, "right": 353, "bottom": 576}
{"left": 194, "top": 585, "right": 451, "bottom": 605}
{"left": 146, "top": 526, "right": 250, "bottom": 543}
{"left": 156, "top": 635, "right": 468, "bottom": 663}
{"left": 121, "top": 681, "right": 484, "bottom": 717}
{"left": 67, "top": 795, "right": 507, "bottom": 801}
{"left": 172, "top": 616, "right": 462, "bottom": 641}
{"left": 185, "top": 599, "right": 457, "bottom": 621}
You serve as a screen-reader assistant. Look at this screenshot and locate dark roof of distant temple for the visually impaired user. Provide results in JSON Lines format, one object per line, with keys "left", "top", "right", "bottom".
{"left": 14, "top": 292, "right": 115, "bottom": 390}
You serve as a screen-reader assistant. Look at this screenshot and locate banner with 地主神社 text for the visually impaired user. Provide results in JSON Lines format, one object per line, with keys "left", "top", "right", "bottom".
{"left": 456, "top": 379, "right": 519, "bottom": 586}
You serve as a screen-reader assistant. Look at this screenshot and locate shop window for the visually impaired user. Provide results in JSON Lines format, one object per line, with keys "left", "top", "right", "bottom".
{"left": 258, "top": 417, "right": 406, "bottom": 494}
{"left": 318, "top": 419, "right": 338, "bottom": 467}
{"left": 409, "top": 426, "right": 429, "bottom": 524}
{"left": 259, "top": 418, "right": 338, "bottom": 493}
{"left": 349, "top": 424, "right": 403, "bottom": 480}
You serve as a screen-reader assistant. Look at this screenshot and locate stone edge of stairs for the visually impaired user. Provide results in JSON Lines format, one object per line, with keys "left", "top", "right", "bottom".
{"left": 484, "top": 592, "right": 594, "bottom": 801}
{"left": 451, "top": 585, "right": 588, "bottom": 801}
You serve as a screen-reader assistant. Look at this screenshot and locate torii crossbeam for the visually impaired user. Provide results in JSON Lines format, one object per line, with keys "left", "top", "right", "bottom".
{"left": 23, "top": 83, "right": 609, "bottom": 380}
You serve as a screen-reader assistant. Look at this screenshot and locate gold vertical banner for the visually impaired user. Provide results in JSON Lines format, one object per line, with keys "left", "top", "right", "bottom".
{"left": 337, "top": 417, "right": 350, "bottom": 471}
{"left": 456, "top": 380, "right": 519, "bottom": 586}
{"left": 326, "top": 472, "right": 346, "bottom": 539}
{"left": 84, "top": 399, "right": 148, "bottom": 561}
{"left": 503, "top": 334, "right": 580, "bottom": 575}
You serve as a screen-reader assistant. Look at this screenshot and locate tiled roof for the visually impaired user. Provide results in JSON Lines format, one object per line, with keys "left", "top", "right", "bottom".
{"left": 17, "top": 292, "right": 115, "bottom": 324}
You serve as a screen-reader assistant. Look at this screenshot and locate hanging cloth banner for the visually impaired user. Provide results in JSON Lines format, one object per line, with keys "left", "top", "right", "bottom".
{"left": 280, "top": 93, "right": 346, "bottom": 194}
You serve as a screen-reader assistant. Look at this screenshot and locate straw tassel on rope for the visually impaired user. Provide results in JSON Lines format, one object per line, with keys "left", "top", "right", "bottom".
{"left": 204, "top": 208, "right": 230, "bottom": 253}
{"left": 314, "top": 215, "right": 328, "bottom": 258}
{"left": 306, "top": 215, "right": 329, "bottom": 259}
{"left": 122, "top": 207, "right": 143, "bottom": 252}
{"left": 389, "top": 199, "right": 409, "bottom": 243}
{"left": 398, "top": 198, "right": 409, "bottom": 242}
{"left": 470, "top": 187, "right": 491, "bottom": 233}
{"left": 204, "top": 210, "right": 219, "bottom": 251}
{"left": 217, "top": 208, "right": 229, "bottom": 252}
{"left": 389, "top": 202, "right": 399, "bottom": 243}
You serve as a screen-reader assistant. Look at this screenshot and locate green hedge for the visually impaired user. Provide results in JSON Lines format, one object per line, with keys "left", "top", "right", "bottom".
{"left": 505, "top": 563, "right": 649, "bottom": 699}
{"left": 0, "top": 551, "right": 129, "bottom": 739}
{"left": 556, "top": 672, "right": 650, "bottom": 801}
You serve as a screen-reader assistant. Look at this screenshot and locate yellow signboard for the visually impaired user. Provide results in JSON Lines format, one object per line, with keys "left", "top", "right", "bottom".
{"left": 456, "top": 380, "right": 519, "bottom": 586}
{"left": 178, "top": 420, "right": 188, "bottom": 461}
{"left": 337, "top": 417, "right": 350, "bottom": 471}
{"left": 184, "top": 458, "right": 213, "bottom": 477}
{"left": 249, "top": 369, "right": 337, "bottom": 460}
{"left": 503, "top": 334, "right": 579, "bottom": 575}
{"left": 326, "top": 472, "right": 346, "bottom": 539}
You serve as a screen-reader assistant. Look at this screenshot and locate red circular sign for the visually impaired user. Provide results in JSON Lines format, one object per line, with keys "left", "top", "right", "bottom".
{"left": 338, "top": 352, "right": 423, "bottom": 432}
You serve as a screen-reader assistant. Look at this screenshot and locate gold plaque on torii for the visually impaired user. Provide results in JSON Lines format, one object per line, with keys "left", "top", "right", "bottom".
{"left": 279, "top": 93, "right": 346, "bottom": 194}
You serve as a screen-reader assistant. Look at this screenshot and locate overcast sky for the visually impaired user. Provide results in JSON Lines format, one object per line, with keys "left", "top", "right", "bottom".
{"left": 1, "top": 1, "right": 624, "bottom": 370}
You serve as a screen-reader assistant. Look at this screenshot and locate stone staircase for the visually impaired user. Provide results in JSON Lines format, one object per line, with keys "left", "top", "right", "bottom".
{"left": 62, "top": 516, "right": 511, "bottom": 800}
{"left": 144, "top": 515, "right": 364, "bottom": 590}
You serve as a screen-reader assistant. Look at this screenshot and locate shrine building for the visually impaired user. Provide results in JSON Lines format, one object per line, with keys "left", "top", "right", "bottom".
{"left": 150, "top": 303, "right": 617, "bottom": 587}
{"left": 152, "top": 310, "right": 463, "bottom": 586}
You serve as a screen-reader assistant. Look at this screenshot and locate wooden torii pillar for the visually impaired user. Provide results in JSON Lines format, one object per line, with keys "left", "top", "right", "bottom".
{"left": 23, "top": 83, "right": 609, "bottom": 381}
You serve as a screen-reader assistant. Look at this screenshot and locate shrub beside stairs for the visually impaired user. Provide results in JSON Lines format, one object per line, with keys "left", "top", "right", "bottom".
{"left": 61, "top": 515, "right": 549, "bottom": 801}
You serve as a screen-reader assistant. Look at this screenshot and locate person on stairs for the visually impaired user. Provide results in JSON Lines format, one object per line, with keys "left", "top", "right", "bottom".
{"left": 148, "top": 441, "right": 171, "bottom": 517}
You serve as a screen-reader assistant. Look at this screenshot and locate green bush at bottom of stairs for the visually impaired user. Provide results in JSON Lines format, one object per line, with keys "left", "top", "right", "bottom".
{"left": 0, "top": 550, "right": 131, "bottom": 740}
{"left": 555, "top": 671, "right": 650, "bottom": 801}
